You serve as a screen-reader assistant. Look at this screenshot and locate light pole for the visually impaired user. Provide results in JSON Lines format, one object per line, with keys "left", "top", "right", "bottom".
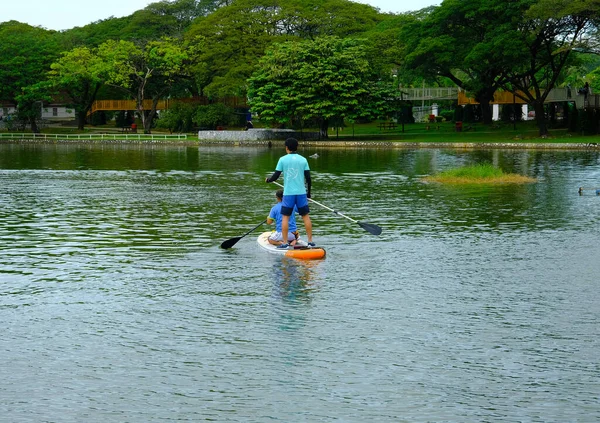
{"left": 393, "top": 72, "right": 405, "bottom": 133}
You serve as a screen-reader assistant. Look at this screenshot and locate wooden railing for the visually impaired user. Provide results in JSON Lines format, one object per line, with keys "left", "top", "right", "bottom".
{"left": 89, "top": 96, "right": 248, "bottom": 115}
{"left": 84, "top": 91, "right": 600, "bottom": 115}
{"left": 458, "top": 91, "right": 527, "bottom": 105}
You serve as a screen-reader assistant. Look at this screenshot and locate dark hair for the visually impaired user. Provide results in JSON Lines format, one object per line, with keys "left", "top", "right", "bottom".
{"left": 276, "top": 189, "right": 283, "bottom": 199}
{"left": 285, "top": 138, "right": 298, "bottom": 151}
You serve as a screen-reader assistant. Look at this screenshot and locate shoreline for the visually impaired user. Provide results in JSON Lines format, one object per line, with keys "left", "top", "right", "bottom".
{"left": 1, "top": 138, "right": 600, "bottom": 150}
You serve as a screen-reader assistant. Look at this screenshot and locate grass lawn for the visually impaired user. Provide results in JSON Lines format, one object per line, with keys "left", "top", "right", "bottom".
{"left": 324, "top": 120, "right": 596, "bottom": 144}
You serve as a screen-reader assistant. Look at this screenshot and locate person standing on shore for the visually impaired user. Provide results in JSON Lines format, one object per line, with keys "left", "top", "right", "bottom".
{"left": 265, "top": 138, "right": 314, "bottom": 249}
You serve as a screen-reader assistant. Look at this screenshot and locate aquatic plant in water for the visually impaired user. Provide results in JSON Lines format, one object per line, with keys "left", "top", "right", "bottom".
{"left": 424, "top": 163, "right": 536, "bottom": 184}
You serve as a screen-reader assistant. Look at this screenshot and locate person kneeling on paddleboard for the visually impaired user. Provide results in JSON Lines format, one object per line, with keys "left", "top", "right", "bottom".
{"left": 266, "top": 190, "right": 299, "bottom": 246}
{"left": 265, "top": 137, "right": 314, "bottom": 249}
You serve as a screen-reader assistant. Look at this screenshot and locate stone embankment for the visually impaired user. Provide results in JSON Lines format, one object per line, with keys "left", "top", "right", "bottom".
{"left": 198, "top": 139, "right": 600, "bottom": 150}
{"left": 2, "top": 129, "right": 599, "bottom": 150}
{"left": 198, "top": 128, "right": 320, "bottom": 143}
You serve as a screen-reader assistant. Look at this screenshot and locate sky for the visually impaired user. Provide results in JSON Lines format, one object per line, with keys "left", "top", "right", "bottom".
{"left": 2, "top": 0, "right": 440, "bottom": 31}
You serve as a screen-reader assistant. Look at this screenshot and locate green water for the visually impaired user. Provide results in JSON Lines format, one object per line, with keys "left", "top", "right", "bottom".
{"left": 1, "top": 143, "right": 599, "bottom": 422}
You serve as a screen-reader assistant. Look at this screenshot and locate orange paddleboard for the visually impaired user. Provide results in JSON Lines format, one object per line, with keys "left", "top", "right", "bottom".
{"left": 256, "top": 232, "right": 326, "bottom": 260}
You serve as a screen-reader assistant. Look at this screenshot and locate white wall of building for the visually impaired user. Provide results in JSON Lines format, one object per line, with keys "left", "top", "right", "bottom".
{"left": 0, "top": 106, "right": 75, "bottom": 120}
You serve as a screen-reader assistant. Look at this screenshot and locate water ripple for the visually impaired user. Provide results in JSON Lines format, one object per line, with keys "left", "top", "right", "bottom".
{"left": 1, "top": 147, "right": 599, "bottom": 422}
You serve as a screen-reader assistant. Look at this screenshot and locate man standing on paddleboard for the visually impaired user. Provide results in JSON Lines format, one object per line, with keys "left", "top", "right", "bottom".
{"left": 265, "top": 138, "right": 315, "bottom": 249}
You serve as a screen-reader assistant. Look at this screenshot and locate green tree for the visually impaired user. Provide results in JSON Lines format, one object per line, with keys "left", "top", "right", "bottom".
{"left": 15, "top": 84, "right": 54, "bottom": 133}
{"left": 503, "top": 0, "right": 600, "bottom": 136}
{"left": 186, "top": 0, "right": 287, "bottom": 97}
{"left": 97, "top": 38, "right": 189, "bottom": 133}
{"left": 276, "top": 0, "right": 382, "bottom": 39}
{"left": 194, "top": 103, "right": 237, "bottom": 128}
{"left": 156, "top": 102, "right": 197, "bottom": 132}
{"left": 403, "top": 0, "right": 524, "bottom": 125}
{"left": 0, "top": 21, "right": 59, "bottom": 131}
{"left": 58, "top": 16, "right": 132, "bottom": 49}
{"left": 48, "top": 47, "right": 105, "bottom": 130}
{"left": 145, "top": 0, "right": 226, "bottom": 34}
{"left": 186, "top": 0, "right": 382, "bottom": 97}
{"left": 362, "top": 13, "right": 418, "bottom": 81}
{"left": 58, "top": 0, "right": 226, "bottom": 50}
{"left": 248, "top": 36, "right": 393, "bottom": 137}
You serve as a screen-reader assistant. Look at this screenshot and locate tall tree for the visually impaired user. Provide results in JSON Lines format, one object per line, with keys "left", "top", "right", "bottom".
{"left": 0, "top": 21, "right": 59, "bottom": 130}
{"left": 362, "top": 13, "right": 418, "bottom": 81}
{"left": 403, "top": 1, "right": 523, "bottom": 125}
{"left": 144, "top": 0, "right": 227, "bottom": 33}
{"left": 186, "top": 0, "right": 382, "bottom": 97}
{"left": 248, "top": 36, "right": 395, "bottom": 137}
{"left": 58, "top": 16, "right": 132, "bottom": 49}
{"left": 48, "top": 47, "right": 105, "bottom": 130}
{"left": 186, "top": 0, "right": 287, "bottom": 97}
{"left": 97, "top": 38, "right": 189, "bottom": 133}
{"left": 503, "top": 0, "right": 600, "bottom": 136}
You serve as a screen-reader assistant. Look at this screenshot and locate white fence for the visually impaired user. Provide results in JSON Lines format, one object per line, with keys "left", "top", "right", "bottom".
{"left": 0, "top": 133, "right": 189, "bottom": 141}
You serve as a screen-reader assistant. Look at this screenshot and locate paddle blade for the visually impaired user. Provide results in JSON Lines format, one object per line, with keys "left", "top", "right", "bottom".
{"left": 358, "top": 221, "right": 382, "bottom": 236}
{"left": 220, "top": 237, "right": 241, "bottom": 249}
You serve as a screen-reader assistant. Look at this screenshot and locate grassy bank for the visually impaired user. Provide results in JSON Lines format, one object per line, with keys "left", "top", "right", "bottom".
{"left": 325, "top": 121, "right": 595, "bottom": 144}
{"left": 424, "top": 164, "right": 537, "bottom": 184}
{"left": 2, "top": 120, "right": 599, "bottom": 145}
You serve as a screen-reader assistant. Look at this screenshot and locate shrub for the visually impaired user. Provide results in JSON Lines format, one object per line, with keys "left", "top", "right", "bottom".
{"left": 440, "top": 110, "right": 453, "bottom": 122}
{"left": 156, "top": 102, "right": 195, "bottom": 133}
{"left": 195, "top": 103, "right": 236, "bottom": 129}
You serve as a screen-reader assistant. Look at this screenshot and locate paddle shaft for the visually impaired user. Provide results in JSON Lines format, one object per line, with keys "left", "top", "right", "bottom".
{"left": 270, "top": 181, "right": 381, "bottom": 235}
{"left": 272, "top": 181, "right": 358, "bottom": 223}
{"left": 220, "top": 219, "right": 266, "bottom": 249}
{"left": 239, "top": 219, "right": 267, "bottom": 238}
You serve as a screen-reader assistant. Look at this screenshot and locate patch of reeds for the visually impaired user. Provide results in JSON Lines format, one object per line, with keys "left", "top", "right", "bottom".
{"left": 424, "top": 163, "right": 536, "bottom": 184}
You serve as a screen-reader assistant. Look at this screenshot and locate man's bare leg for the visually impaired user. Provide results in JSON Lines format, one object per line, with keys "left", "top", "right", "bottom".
{"left": 281, "top": 215, "right": 289, "bottom": 245}
{"left": 302, "top": 214, "right": 312, "bottom": 243}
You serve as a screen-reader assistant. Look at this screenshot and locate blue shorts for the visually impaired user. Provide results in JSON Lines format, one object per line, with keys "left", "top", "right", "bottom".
{"left": 281, "top": 194, "right": 309, "bottom": 216}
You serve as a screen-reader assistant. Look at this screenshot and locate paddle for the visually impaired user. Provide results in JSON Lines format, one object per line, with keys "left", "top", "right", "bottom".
{"left": 220, "top": 219, "right": 267, "bottom": 249}
{"left": 272, "top": 182, "right": 382, "bottom": 236}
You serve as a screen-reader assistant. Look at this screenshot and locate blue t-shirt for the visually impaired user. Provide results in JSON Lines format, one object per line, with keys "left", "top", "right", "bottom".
{"left": 269, "top": 202, "right": 297, "bottom": 232}
{"left": 275, "top": 153, "right": 310, "bottom": 195}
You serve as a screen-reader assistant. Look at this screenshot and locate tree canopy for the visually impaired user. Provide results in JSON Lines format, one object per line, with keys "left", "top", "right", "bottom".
{"left": 2, "top": 0, "right": 600, "bottom": 137}
{"left": 248, "top": 36, "right": 397, "bottom": 136}
{"left": 97, "top": 38, "right": 189, "bottom": 133}
{"left": 185, "top": 0, "right": 383, "bottom": 96}
{"left": 48, "top": 47, "right": 105, "bottom": 129}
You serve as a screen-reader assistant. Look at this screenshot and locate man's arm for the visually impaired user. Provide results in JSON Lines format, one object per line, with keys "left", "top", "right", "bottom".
{"left": 265, "top": 170, "right": 282, "bottom": 183}
{"left": 304, "top": 170, "right": 311, "bottom": 198}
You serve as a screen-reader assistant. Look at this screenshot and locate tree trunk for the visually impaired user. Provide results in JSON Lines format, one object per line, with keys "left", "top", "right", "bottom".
{"left": 77, "top": 111, "right": 87, "bottom": 130}
{"left": 144, "top": 97, "right": 162, "bottom": 134}
{"left": 30, "top": 116, "right": 39, "bottom": 134}
{"left": 533, "top": 101, "right": 548, "bottom": 137}
{"left": 319, "top": 119, "right": 329, "bottom": 139}
{"left": 480, "top": 102, "right": 493, "bottom": 125}
{"left": 474, "top": 90, "right": 496, "bottom": 125}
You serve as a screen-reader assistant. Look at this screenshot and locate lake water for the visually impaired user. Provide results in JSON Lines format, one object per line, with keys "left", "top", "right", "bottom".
{"left": 1, "top": 143, "right": 599, "bottom": 422}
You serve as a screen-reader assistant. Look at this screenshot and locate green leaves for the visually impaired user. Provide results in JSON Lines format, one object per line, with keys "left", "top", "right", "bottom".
{"left": 0, "top": 22, "right": 59, "bottom": 102}
{"left": 185, "top": 0, "right": 382, "bottom": 97}
{"left": 248, "top": 36, "right": 396, "bottom": 134}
